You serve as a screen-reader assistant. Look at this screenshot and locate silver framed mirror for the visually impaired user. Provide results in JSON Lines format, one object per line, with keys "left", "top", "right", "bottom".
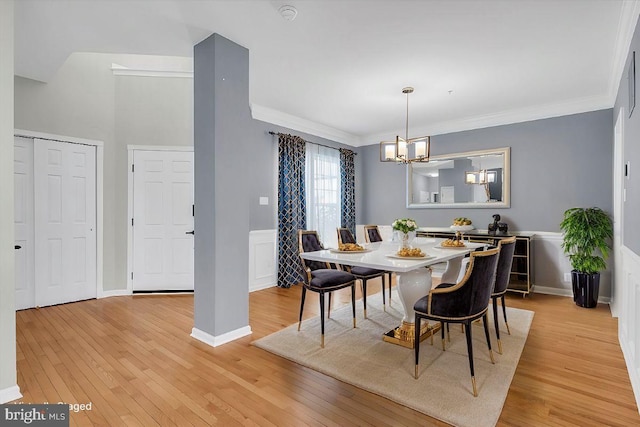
{"left": 407, "top": 147, "right": 510, "bottom": 208}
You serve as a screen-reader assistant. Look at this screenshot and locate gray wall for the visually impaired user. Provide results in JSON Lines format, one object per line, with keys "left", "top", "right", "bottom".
{"left": 361, "top": 109, "right": 613, "bottom": 233}
{"left": 13, "top": 51, "right": 362, "bottom": 292}
{"left": 14, "top": 53, "right": 193, "bottom": 290}
{"left": 614, "top": 16, "right": 640, "bottom": 256}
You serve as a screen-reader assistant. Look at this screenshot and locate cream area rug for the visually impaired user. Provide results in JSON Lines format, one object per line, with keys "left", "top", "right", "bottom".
{"left": 253, "top": 291, "right": 534, "bottom": 427}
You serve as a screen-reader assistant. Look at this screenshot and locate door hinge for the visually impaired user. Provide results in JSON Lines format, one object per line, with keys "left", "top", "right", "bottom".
{"left": 192, "top": 204, "right": 195, "bottom": 216}
{"left": 131, "top": 272, "right": 133, "bottom": 280}
{"left": 132, "top": 164, "right": 135, "bottom": 173}
{"left": 131, "top": 218, "right": 134, "bottom": 226}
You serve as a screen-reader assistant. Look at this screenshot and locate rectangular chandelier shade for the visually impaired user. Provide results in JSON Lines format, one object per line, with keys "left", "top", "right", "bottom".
{"left": 379, "top": 135, "right": 431, "bottom": 163}
{"left": 465, "top": 169, "right": 496, "bottom": 185}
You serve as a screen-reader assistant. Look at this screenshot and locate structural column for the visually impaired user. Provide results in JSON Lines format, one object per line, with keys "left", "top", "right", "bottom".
{"left": 192, "top": 34, "right": 252, "bottom": 345}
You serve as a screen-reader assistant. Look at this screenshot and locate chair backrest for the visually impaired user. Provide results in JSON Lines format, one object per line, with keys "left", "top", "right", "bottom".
{"left": 337, "top": 228, "right": 356, "bottom": 245}
{"left": 493, "top": 236, "right": 517, "bottom": 295}
{"left": 298, "top": 230, "right": 331, "bottom": 272}
{"left": 455, "top": 248, "right": 500, "bottom": 316}
{"left": 363, "top": 225, "right": 383, "bottom": 243}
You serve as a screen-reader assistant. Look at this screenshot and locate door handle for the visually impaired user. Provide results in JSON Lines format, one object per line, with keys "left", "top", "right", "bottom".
{"left": 15, "top": 245, "right": 22, "bottom": 250}
{"left": 185, "top": 230, "right": 195, "bottom": 235}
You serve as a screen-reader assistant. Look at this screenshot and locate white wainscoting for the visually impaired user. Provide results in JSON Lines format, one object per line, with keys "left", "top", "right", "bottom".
{"left": 248, "top": 230, "right": 277, "bottom": 292}
{"left": 617, "top": 246, "right": 640, "bottom": 411}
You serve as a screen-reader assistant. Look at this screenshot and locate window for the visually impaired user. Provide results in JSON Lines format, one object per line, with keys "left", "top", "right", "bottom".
{"left": 306, "top": 145, "right": 341, "bottom": 249}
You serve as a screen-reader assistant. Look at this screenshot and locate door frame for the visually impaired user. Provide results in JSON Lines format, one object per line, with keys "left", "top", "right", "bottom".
{"left": 14, "top": 129, "right": 104, "bottom": 300}
{"left": 612, "top": 108, "right": 626, "bottom": 318}
{"left": 126, "top": 145, "right": 194, "bottom": 294}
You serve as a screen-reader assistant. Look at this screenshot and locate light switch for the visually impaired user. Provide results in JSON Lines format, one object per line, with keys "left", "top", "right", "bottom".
{"left": 259, "top": 197, "right": 269, "bottom": 206}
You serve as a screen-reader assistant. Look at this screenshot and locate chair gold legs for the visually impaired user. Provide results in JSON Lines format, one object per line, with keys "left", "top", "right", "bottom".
{"left": 415, "top": 364, "right": 419, "bottom": 379}
{"left": 441, "top": 338, "right": 446, "bottom": 351}
{"left": 505, "top": 321, "right": 511, "bottom": 335}
{"left": 297, "top": 321, "right": 301, "bottom": 331}
{"left": 497, "top": 339, "right": 503, "bottom": 355}
{"left": 489, "top": 349, "right": 495, "bottom": 364}
{"left": 321, "top": 334, "right": 324, "bottom": 348}
{"left": 471, "top": 377, "right": 478, "bottom": 397}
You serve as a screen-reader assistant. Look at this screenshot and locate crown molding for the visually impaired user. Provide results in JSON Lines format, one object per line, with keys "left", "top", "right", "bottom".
{"left": 362, "top": 94, "right": 612, "bottom": 145}
{"left": 250, "top": 103, "right": 362, "bottom": 146}
{"left": 111, "top": 63, "right": 193, "bottom": 78}
{"left": 607, "top": 0, "right": 640, "bottom": 104}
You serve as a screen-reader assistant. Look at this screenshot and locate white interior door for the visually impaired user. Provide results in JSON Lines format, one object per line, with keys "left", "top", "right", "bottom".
{"left": 132, "top": 150, "right": 194, "bottom": 291}
{"left": 14, "top": 136, "right": 35, "bottom": 310}
{"left": 34, "top": 139, "right": 97, "bottom": 307}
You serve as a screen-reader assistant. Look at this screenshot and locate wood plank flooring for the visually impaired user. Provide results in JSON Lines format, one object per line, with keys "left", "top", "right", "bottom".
{"left": 13, "top": 281, "right": 640, "bottom": 426}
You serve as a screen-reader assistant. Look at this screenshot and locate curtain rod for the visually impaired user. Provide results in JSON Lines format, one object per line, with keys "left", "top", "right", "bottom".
{"left": 268, "top": 131, "right": 356, "bottom": 155}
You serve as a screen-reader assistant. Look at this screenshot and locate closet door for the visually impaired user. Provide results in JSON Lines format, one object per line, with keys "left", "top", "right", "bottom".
{"left": 14, "top": 137, "right": 35, "bottom": 310}
{"left": 34, "top": 139, "right": 97, "bottom": 307}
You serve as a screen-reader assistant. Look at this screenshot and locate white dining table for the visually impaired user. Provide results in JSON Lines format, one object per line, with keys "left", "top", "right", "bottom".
{"left": 299, "top": 237, "right": 486, "bottom": 348}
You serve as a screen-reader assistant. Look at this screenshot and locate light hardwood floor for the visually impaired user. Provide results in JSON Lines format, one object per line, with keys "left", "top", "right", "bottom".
{"left": 13, "top": 281, "right": 640, "bottom": 426}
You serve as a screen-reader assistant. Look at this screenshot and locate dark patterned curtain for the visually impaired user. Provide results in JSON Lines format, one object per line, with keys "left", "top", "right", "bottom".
{"left": 340, "top": 148, "right": 356, "bottom": 237}
{"left": 277, "top": 133, "right": 307, "bottom": 288}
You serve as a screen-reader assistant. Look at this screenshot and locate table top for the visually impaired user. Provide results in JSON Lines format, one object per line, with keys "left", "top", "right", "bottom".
{"left": 299, "top": 238, "right": 485, "bottom": 273}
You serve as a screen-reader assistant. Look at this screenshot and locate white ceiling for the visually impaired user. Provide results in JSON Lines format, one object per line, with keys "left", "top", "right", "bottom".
{"left": 14, "top": 0, "right": 640, "bottom": 146}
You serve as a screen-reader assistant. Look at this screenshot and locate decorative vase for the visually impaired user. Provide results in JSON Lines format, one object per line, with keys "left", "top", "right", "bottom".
{"left": 399, "top": 232, "right": 410, "bottom": 250}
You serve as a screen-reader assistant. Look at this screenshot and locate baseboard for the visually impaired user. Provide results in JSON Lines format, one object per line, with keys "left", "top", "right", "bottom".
{"left": 0, "top": 385, "right": 22, "bottom": 404}
{"left": 97, "top": 289, "right": 131, "bottom": 299}
{"left": 249, "top": 282, "right": 276, "bottom": 293}
{"left": 533, "top": 285, "right": 610, "bottom": 304}
{"left": 191, "top": 325, "right": 252, "bottom": 348}
{"left": 620, "top": 330, "right": 640, "bottom": 413}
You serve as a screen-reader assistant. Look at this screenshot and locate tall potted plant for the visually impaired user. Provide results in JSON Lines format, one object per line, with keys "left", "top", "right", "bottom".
{"left": 560, "top": 207, "right": 613, "bottom": 308}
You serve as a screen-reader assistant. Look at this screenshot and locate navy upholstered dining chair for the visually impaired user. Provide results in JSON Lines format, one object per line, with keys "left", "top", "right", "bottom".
{"left": 491, "top": 236, "right": 517, "bottom": 354}
{"left": 362, "top": 225, "right": 393, "bottom": 301}
{"left": 297, "top": 230, "right": 358, "bottom": 348}
{"left": 336, "top": 228, "right": 389, "bottom": 315}
{"left": 413, "top": 247, "right": 500, "bottom": 397}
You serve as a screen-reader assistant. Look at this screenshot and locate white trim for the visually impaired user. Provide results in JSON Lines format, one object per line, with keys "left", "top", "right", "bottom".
{"left": 126, "top": 146, "right": 195, "bottom": 294}
{"left": 191, "top": 326, "right": 252, "bottom": 348}
{"left": 251, "top": 103, "right": 361, "bottom": 147}
{"left": 0, "top": 385, "right": 22, "bottom": 404}
{"left": 617, "top": 244, "right": 640, "bottom": 412}
{"left": 248, "top": 229, "right": 277, "bottom": 292}
{"left": 364, "top": 95, "right": 612, "bottom": 144}
{"left": 14, "top": 130, "right": 104, "bottom": 302}
{"left": 14, "top": 129, "right": 104, "bottom": 147}
{"left": 126, "top": 145, "right": 194, "bottom": 152}
{"left": 607, "top": 1, "right": 640, "bottom": 104}
{"left": 111, "top": 64, "right": 193, "bottom": 79}
{"left": 533, "top": 285, "right": 611, "bottom": 304}
{"left": 249, "top": 283, "right": 276, "bottom": 293}
{"left": 126, "top": 148, "right": 134, "bottom": 295}
{"left": 529, "top": 231, "right": 563, "bottom": 241}
{"left": 97, "top": 289, "right": 131, "bottom": 299}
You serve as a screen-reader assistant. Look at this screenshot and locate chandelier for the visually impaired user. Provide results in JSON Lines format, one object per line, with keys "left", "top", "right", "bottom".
{"left": 380, "top": 87, "right": 431, "bottom": 163}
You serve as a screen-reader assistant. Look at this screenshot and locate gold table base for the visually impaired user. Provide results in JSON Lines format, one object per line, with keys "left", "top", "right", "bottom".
{"left": 382, "top": 320, "right": 442, "bottom": 349}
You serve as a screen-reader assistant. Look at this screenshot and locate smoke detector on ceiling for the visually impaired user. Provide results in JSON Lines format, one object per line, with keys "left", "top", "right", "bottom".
{"left": 278, "top": 5, "right": 298, "bottom": 21}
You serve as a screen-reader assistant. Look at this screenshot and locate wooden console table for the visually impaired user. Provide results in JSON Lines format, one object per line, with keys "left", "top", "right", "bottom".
{"left": 416, "top": 228, "right": 535, "bottom": 296}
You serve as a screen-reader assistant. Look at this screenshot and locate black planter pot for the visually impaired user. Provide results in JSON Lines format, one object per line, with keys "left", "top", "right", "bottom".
{"left": 571, "top": 271, "right": 600, "bottom": 308}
